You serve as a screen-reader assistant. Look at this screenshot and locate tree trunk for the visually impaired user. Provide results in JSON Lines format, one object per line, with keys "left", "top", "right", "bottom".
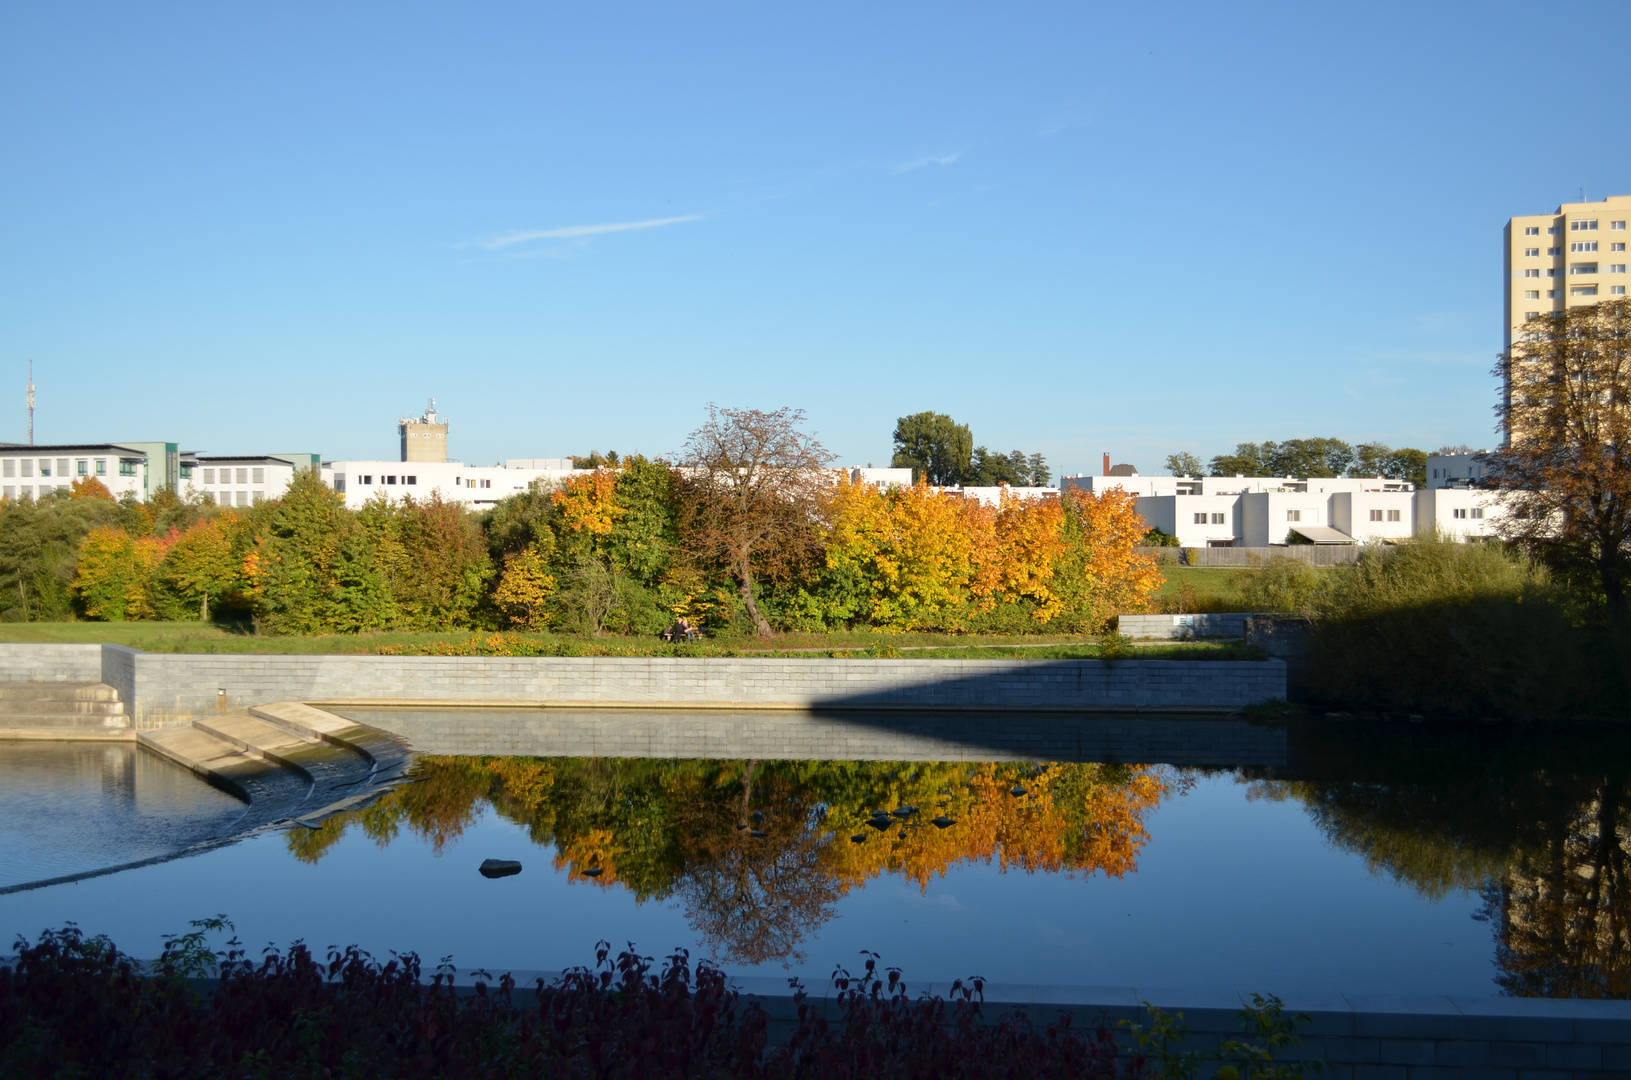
{"left": 1601, "top": 551, "right": 1628, "bottom": 628}
{"left": 200, "top": 592, "right": 209, "bottom": 622}
{"left": 737, "top": 557, "right": 773, "bottom": 638}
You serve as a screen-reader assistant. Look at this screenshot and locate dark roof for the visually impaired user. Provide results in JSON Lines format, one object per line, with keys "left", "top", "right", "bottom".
{"left": 0, "top": 443, "right": 151, "bottom": 455}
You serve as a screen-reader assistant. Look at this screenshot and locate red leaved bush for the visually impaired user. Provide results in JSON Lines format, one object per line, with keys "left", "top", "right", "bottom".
{"left": 0, "top": 927, "right": 1147, "bottom": 1079}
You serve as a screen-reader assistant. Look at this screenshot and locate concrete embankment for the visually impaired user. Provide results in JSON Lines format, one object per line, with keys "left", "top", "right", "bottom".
{"left": 0, "top": 644, "right": 1285, "bottom": 731}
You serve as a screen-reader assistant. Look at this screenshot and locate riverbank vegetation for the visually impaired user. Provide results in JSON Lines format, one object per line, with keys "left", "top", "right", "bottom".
{"left": 0, "top": 408, "right": 1162, "bottom": 640}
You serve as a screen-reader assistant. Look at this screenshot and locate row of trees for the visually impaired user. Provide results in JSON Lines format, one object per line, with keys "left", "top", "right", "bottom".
{"left": 1163, "top": 440, "right": 1442, "bottom": 486}
{"left": 889, "top": 411, "right": 1051, "bottom": 487}
{"left": 6, "top": 407, "right": 1159, "bottom": 636}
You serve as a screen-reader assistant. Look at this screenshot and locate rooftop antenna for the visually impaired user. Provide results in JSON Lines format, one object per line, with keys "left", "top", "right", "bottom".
{"left": 26, "top": 359, "right": 34, "bottom": 446}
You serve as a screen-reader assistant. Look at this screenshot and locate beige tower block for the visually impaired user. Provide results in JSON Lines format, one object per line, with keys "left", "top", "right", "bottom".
{"left": 399, "top": 398, "right": 449, "bottom": 463}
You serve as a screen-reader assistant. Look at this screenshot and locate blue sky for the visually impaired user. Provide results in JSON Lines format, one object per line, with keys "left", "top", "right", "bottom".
{"left": 2, "top": 2, "right": 1627, "bottom": 476}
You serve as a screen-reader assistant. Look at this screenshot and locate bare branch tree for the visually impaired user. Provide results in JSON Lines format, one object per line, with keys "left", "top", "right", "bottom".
{"left": 679, "top": 405, "right": 832, "bottom": 637}
{"left": 1488, "top": 297, "right": 1631, "bottom": 623}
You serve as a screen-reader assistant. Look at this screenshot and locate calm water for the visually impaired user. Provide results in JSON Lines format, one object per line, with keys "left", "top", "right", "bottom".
{"left": 2, "top": 718, "right": 1626, "bottom": 997}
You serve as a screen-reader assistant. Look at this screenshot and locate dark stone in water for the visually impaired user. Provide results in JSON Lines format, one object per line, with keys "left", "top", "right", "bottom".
{"left": 581, "top": 867, "right": 604, "bottom": 878}
{"left": 867, "top": 817, "right": 892, "bottom": 830}
{"left": 897, "top": 830, "right": 907, "bottom": 840}
{"left": 1010, "top": 786, "right": 1028, "bottom": 797}
{"left": 850, "top": 834, "right": 867, "bottom": 843}
{"left": 479, "top": 859, "right": 522, "bottom": 879}
{"left": 749, "top": 829, "right": 768, "bottom": 839}
{"left": 932, "top": 817, "right": 956, "bottom": 829}
{"left": 891, "top": 807, "right": 915, "bottom": 818}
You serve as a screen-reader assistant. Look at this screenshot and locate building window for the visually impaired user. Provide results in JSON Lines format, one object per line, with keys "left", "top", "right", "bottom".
{"left": 1286, "top": 509, "right": 1301, "bottom": 522}
{"left": 1453, "top": 508, "right": 1467, "bottom": 519}
{"left": 1524, "top": 247, "right": 1540, "bottom": 256}
{"left": 1211, "top": 513, "right": 1225, "bottom": 524}
{"left": 1613, "top": 221, "right": 1627, "bottom": 230}
{"left": 1526, "top": 310, "right": 1540, "bottom": 317}
{"left": 1525, "top": 226, "right": 1540, "bottom": 235}
{"left": 234, "top": 468, "right": 247, "bottom": 484}
{"left": 1, "top": 460, "right": 11, "bottom": 478}
{"left": 482, "top": 479, "right": 491, "bottom": 489}
{"left": 1546, "top": 268, "right": 1559, "bottom": 277}
{"left": 178, "top": 464, "right": 192, "bottom": 479}
{"left": 1572, "top": 286, "right": 1599, "bottom": 296}
{"left": 1523, "top": 269, "right": 1540, "bottom": 278}
{"left": 202, "top": 469, "right": 215, "bottom": 484}
{"left": 76, "top": 460, "right": 87, "bottom": 477}
{"left": 1570, "top": 263, "right": 1598, "bottom": 274}
{"left": 406, "top": 475, "right": 417, "bottom": 484}
{"left": 1549, "top": 226, "right": 1560, "bottom": 234}
{"left": 119, "top": 461, "right": 136, "bottom": 477}
{"left": 1612, "top": 265, "right": 1628, "bottom": 273}
{"left": 1572, "top": 220, "right": 1599, "bottom": 231}
{"left": 361, "top": 475, "right": 372, "bottom": 485}
{"left": 1194, "top": 513, "right": 1206, "bottom": 524}
{"left": 236, "top": 491, "right": 249, "bottom": 506}
{"left": 1388, "top": 509, "right": 1401, "bottom": 522}
{"left": 251, "top": 468, "right": 264, "bottom": 485}
{"left": 1612, "top": 286, "right": 1626, "bottom": 295}
{"left": 1548, "top": 290, "right": 1563, "bottom": 298}
{"left": 1471, "top": 507, "right": 1484, "bottom": 519}
{"left": 1, "top": 487, "right": 11, "bottom": 500}
{"left": 1369, "top": 509, "right": 1383, "bottom": 522}
{"left": 1571, "top": 241, "right": 1598, "bottom": 252}
{"left": 1523, "top": 290, "right": 1540, "bottom": 299}
{"left": 38, "top": 461, "right": 50, "bottom": 477}
{"left": 20, "top": 459, "right": 32, "bottom": 478}
{"left": 56, "top": 459, "right": 67, "bottom": 477}
{"left": 1547, "top": 247, "right": 1560, "bottom": 256}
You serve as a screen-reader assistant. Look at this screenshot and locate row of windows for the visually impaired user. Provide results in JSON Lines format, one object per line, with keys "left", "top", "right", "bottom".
{"left": 198, "top": 468, "right": 264, "bottom": 485}
{"left": 1192, "top": 512, "right": 1227, "bottom": 524}
{"left": 1452, "top": 508, "right": 1485, "bottom": 519}
{"left": 1522, "top": 242, "right": 1625, "bottom": 256}
{"left": 1, "top": 457, "right": 125, "bottom": 479}
{"left": 357, "top": 474, "right": 418, "bottom": 485}
{"left": 212, "top": 491, "right": 260, "bottom": 507}
{"left": 1524, "top": 221, "right": 1628, "bottom": 236}
{"left": 1367, "top": 509, "right": 1403, "bottom": 522}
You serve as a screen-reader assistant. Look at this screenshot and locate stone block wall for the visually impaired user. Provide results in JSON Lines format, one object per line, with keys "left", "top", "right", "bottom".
{"left": 0, "top": 645, "right": 1287, "bottom": 730}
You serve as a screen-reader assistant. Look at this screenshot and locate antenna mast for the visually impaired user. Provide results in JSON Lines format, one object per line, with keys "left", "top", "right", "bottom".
{"left": 26, "top": 360, "right": 34, "bottom": 447}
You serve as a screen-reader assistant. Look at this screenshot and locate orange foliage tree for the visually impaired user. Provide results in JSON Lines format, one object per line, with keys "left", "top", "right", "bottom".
{"left": 71, "top": 527, "right": 166, "bottom": 620}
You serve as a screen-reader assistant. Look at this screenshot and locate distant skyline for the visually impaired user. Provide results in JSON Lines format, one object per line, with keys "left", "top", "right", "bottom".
{"left": 2, "top": 2, "right": 1628, "bottom": 477}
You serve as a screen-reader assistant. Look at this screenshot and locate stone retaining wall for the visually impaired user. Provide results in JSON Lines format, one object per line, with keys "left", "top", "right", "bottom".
{"left": 0, "top": 645, "right": 1285, "bottom": 730}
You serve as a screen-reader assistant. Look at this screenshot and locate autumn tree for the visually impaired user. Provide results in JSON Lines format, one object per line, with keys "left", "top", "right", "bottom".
{"left": 71, "top": 527, "right": 165, "bottom": 620}
{"left": 679, "top": 405, "right": 832, "bottom": 637}
{"left": 254, "top": 471, "right": 396, "bottom": 634}
{"left": 384, "top": 494, "right": 494, "bottom": 630}
{"left": 890, "top": 411, "right": 973, "bottom": 486}
{"left": 1488, "top": 297, "right": 1631, "bottom": 623}
{"left": 1051, "top": 487, "right": 1163, "bottom": 630}
{"left": 494, "top": 546, "right": 556, "bottom": 629}
{"left": 160, "top": 515, "right": 240, "bottom": 620}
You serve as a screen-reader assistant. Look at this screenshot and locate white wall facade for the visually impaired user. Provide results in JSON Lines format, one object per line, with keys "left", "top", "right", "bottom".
{"left": 1331, "top": 491, "right": 1417, "bottom": 543}
{"left": 1138, "top": 493, "right": 1242, "bottom": 546}
{"left": 0, "top": 447, "right": 148, "bottom": 501}
{"left": 323, "top": 460, "right": 590, "bottom": 510}
{"left": 1426, "top": 454, "right": 1490, "bottom": 489}
{"left": 183, "top": 458, "right": 303, "bottom": 508}
{"left": 1414, "top": 488, "right": 1504, "bottom": 539}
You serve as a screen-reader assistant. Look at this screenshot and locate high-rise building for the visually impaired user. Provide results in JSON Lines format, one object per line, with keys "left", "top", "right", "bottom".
{"left": 399, "top": 398, "right": 449, "bottom": 463}
{"left": 1503, "top": 194, "right": 1630, "bottom": 441}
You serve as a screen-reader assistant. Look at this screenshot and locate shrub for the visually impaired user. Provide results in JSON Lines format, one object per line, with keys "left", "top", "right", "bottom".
{"left": 1304, "top": 536, "right": 1604, "bottom": 718}
{"left": 1236, "top": 556, "right": 1323, "bottom": 613}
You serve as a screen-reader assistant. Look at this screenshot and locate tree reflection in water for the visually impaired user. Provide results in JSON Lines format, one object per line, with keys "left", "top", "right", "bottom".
{"left": 1252, "top": 722, "right": 1631, "bottom": 998}
{"left": 289, "top": 757, "right": 1169, "bottom": 966}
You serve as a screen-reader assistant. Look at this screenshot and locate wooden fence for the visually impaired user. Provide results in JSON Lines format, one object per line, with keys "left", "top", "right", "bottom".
{"left": 1135, "top": 545, "right": 1364, "bottom": 567}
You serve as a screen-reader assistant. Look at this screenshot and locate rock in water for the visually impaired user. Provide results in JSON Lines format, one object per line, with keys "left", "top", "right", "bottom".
{"left": 890, "top": 806, "right": 916, "bottom": 819}
{"left": 581, "top": 867, "right": 604, "bottom": 878}
{"left": 932, "top": 816, "right": 957, "bottom": 829}
{"left": 850, "top": 834, "right": 867, "bottom": 844}
{"left": 897, "top": 830, "right": 907, "bottom": 840}
{"left": 867, "top": 816, "right": 892, "bottom": 831}
{"left": 749, "top": 829, "right": 768, "bottom": 839}
{"left": 479, "top": 859, "right": 522, "bottom": 879}
{"left": 1010, "top": 785, "right": 1028, "bottom": 797}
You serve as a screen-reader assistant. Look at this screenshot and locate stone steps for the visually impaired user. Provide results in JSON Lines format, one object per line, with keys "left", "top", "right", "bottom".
{"left": 0, "top": 681, "right": 130, "bottom": 738}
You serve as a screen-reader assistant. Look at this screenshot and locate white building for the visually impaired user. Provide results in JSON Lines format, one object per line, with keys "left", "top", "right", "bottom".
{"left": 322, "top": 459, "right": 592, "bottom": 510}
{"left": 1426, "top": 453, "right": 1490, "bottom": 489}
{"left": 183, "top": 454, "right": 322, "bottom": 507}
{"left": 1059, "top": 472, "right": 1470, "bottom": 547}
{"left": 0, "top": 443, "right": 164, "bottom": 502}
{"left": 1414, "top": 487, "right": 1504, "bottom": 540}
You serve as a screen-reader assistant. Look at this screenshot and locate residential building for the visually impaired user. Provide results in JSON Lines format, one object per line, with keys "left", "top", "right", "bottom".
{"left": 1504, "top": 194, "right": 1631, "bottom": 439}
{"left": 1426, "top": 453, "right": 1489, "bottom": 489}
{"left": 1414, "top": 488, "right": 1503, "bottom": 540}
{"left": 322, "top": 459, "right": 591, "bottom": 510}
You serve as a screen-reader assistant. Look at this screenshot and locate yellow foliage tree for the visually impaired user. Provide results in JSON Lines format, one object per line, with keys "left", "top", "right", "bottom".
{"left": 1052, "top": 488, "right": 1164, "bottom": 629}
{"left": 72, "top": 527, "right": 165, "bottom": 620}
{"left": 552, "top": 468, "right": 625, "bottom": 544}
{"left": 494, "top": 546, "right": 557, "bottom": 630}
{"left": 69, "top": 477, "right": 114, "bottom": 501}
{"left": 973, "top": 490, "right": 1068, "bottom": 622}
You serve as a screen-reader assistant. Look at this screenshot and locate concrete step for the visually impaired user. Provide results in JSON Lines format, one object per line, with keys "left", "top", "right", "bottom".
{"left": 192, "top": 713, "right": 380, "bottom": 799}
{"left": 250, "top": 702, "right": 411, "bottom": 784}
{"left": 139, "top": 727, "right": 311, "bottom": 809}
{"left": 0, "top": 711, "right": 130, "bottom": 729}
{"left": 0, "top": 700, "right": 126, "bottom": 717}
{"left": 0, "top": 682, "right": 127, "bottom": 738}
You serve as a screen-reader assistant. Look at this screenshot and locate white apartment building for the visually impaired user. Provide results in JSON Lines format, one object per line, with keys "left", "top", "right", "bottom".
{"left": 1426, "top": 453, "right": 1489, "bottom": 488}
{"left": 0, "top": 444, "right": 159, "bottom": 502}
{"left": 1061, "top": 472, "right": 1439, "bottom": 547}
{"left": 1414, "top": 487, "right": 1503, "bottom": 540}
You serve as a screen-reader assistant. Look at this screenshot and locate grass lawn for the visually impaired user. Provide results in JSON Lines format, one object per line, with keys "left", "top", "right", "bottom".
{"left": 0, "top": 621, "right": 1260, "bottom": 660}
{"left": 1150, "top": 566, "right": 1254, "bottom": 613}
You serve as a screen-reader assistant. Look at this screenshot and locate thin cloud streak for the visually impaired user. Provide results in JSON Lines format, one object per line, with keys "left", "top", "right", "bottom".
{"left": 480, "top": 213, "right": 709, "bottom": 250}
{"left": 896, "top": 151, "right": 963, "bottom": 174}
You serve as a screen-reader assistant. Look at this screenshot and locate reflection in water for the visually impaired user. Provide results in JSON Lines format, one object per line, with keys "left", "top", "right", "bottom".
{"left": 1254, "top": 722, "right": 1631, "bottom": 997}
{"left": 294, "top": 758, "right": 1170, "bottom": 965}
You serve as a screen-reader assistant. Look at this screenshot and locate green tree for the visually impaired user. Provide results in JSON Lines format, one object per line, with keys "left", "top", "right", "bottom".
{"left": 386, "top": 494, "right": 494, "bottom": 630}
{"left": 160, "top": 517, "right": 239, "bottom": 620}
{"left": 1210, "top": 442, "right": 1272, "bottom": 477}
{"left": 1270, "top": 437, "right": 1353, "bottom": 478}
{"left": 0, "top": 492, "right": 124, "bottom": 621}
{"left": 890, "top": 411, "right": 972, "bottom": 486}
{"left": 1384, "top": 448, "right": 1428, "bottom": 489}
{"left": 1165, "top": 452, "right": 1203, "bottom": 477}
{"left": 254, "top": 471, "right": 396, "bottom": 634}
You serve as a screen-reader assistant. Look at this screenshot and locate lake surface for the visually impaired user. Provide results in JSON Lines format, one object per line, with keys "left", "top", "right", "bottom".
{"left": 3, "top": 716, "right": 1627, "bottom": 997}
